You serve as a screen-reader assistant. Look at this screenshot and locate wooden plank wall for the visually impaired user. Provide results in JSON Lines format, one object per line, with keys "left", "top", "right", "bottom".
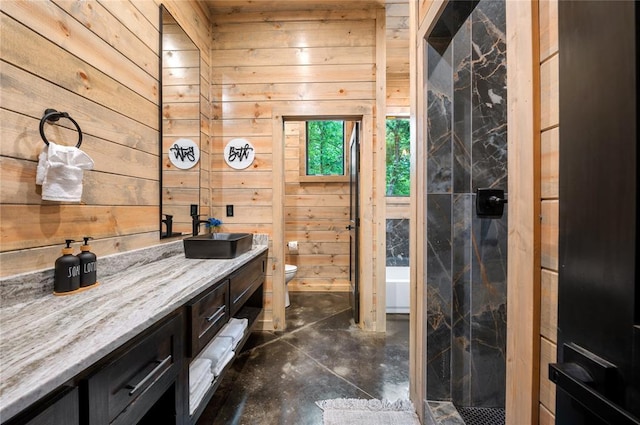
{"left": 386, "top": 196, "right": 410, "bottom": 219}
{"left": 386, "top": 1, "right": 410, "bottom": 116}
{"left": 386, "top": 0, "right": 411, "bottom": 249}
{"left": 538, "top": 0, "right": 559, "bottom": 423}
{"left": 0, "top": 0, "right": 211, "bottom": 277}
{"left": 209, "top": 8, "right": 379, "bottom": 327}
{"left": 283, "top": 121, "right": 350, "bottom": 292}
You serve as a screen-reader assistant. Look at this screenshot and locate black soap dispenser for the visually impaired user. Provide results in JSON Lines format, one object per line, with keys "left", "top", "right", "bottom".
{"left": 54, "top": 239, "right": 80, "bottom": 294}
{"left": 78, "top": 236, "right": 97, "bottom": 287}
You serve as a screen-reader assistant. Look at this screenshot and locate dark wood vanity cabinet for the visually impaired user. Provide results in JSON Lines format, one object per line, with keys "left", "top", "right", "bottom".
{"left": 4, "top": 251, "right": 267, "bottom": 425}
{"left": 185, "top": 251, "right": 267, "bottom": 424}
{"left": 186, "top": 252, "right": 267, "bottom": 357}
{"left": 229, "top": 253, "right": 265, "bottom": 315}
{"left": 84, "top": 312, "right": 184, "bottom": 425}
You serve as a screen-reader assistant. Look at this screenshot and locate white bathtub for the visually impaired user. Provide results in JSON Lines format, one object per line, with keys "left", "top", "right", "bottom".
{"left": 386, "top": 266, "right": 410, "bottom": 314}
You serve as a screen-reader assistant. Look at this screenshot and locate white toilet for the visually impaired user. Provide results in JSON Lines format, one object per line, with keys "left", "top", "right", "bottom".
{"left": 284, "top": 264, "right": 297, "bottom": 307}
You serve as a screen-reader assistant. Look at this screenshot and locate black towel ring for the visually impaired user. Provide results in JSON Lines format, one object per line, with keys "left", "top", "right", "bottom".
{"left": 39, "top": 109, "right": 83, "bottom": 148}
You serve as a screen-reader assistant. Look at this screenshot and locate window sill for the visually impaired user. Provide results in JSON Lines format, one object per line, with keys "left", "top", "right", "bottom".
{"left": 299, "top": 175, "right": 349, "bottom": 183}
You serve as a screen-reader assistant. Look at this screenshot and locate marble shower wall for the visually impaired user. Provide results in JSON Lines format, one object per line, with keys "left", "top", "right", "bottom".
{"left": 386, "top": 219, "right": 410, "bottom": 266}
{"left": 425, "top": 0, "right": 507, "bottom": 408}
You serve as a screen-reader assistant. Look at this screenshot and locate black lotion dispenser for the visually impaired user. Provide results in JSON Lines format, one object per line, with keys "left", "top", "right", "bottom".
{"left": 78, "top": 236, "right": 97, "bottom": 287}
{"left": 54, "top": 239, "right": 80, "bottom": 294}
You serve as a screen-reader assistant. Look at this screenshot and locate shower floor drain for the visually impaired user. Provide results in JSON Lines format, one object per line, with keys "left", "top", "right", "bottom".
{"left": 456, "top": 406, "right": 505, "bottom": 425}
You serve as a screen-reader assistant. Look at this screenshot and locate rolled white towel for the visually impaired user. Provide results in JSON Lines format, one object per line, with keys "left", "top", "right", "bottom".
{"left": 213, "top": 350, "right": 235, "bottom": 377}
{"left": 200, "top": 336, "right": 233, "bottom": 368}
{"left": 189, "top": 358, "right": 212, "bottom": 394}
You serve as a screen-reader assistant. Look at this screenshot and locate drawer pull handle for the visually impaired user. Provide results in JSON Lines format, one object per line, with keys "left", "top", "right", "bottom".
{"left": 206, "top": 305, "right": 226, "bottom": 323}
{"left": 233, "top": 280, "right": 257, "bottom": 305}
{"left": 126, "top": 355, "right": 172, "bottom": 396}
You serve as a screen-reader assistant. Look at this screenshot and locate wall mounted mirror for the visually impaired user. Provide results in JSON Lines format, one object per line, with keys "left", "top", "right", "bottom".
{"left": 160, "top": 6, "right": 201, "bottom": 238}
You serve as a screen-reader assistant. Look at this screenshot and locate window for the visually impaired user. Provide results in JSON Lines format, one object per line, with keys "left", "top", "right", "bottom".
{"left": 386, "top": 117, "right": 410, "bottom": 196}
{"left": 305, "top": 120, "right": 345, "bottom": 176}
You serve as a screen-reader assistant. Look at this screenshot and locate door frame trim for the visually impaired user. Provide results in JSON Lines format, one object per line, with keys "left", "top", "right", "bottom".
{"left": 349, "top": 124, "right": 361, "bottom": 323}
{"left": 504, "top": 2, "right": 541, "bottom": 423}
{"left": 271, "top": 105, "right": 375, "bottom": 331}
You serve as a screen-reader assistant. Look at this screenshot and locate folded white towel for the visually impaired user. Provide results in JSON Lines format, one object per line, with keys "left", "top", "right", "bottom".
{"left": 232, "top": 317, "right": 249, "bottom": 328}
{"left": 189, "top": 369, "right": 214, "bottom": 397}
{"left": 218, "top": 318, "right": 248, "bottom": 348}
{"left": 36, "top": 141, "right": 94, "bottom": 202}
{"left": 189, "top": 358, "right": 212, "bottom": 393}
{"left": 212, "top": 349, "right": 235, "bottom": 377}
{"left": 189, "top": 369, "right": 213, "bottom": 396}
{"left": 189, "top": 370, "right": 213, "bottom": 414}
{"left": 200, "top": 336, "right": 233, "bottom": 367}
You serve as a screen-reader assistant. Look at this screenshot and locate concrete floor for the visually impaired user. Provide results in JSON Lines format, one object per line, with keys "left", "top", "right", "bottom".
{"left": 197, "top": 292, "right": 410, "bottom": 425}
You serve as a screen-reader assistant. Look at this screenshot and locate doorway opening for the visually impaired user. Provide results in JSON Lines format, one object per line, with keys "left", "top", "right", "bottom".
{"left": 271, "top": 107, "right": 381, "bottom": 333}
{"left": 281, "top": 117, "right": 361, "bottom": 323}
{"left": 385, "top": 116, "right": 411, "bottom": 316}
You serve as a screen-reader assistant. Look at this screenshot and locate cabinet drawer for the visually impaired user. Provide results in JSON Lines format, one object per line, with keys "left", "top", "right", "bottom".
{"left": 229, "top": 253, "right": 266, "bottom": 315}
{"left": 86, "top": 313, "right": 183, "bottom": 425}
{"left": 187, "top": 280, "right": 229, "bottom": 356}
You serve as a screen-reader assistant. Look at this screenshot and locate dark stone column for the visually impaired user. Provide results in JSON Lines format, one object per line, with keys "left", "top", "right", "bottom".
{"left": 425, "top": 0, "right": 506, "bottom": 409}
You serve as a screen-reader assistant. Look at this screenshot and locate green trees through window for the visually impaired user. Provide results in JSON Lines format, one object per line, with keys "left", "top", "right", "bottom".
{"left": 386, "top": 118, "right": 410, "bottom": 196}
{"left": 306, "top": 120, "right": 345, "bottom": 176}
{"left": 304, "top": 118, "right": 410, "bottom": 195}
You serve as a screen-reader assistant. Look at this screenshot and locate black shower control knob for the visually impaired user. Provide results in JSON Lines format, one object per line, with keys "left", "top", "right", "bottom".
{"left": 489, "top": 195, "right": 507, "bottom": 205}
{"left": 475, "top": 188, "right": 507, "bottom": 219}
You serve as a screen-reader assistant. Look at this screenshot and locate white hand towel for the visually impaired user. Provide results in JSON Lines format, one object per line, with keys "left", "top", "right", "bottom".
{"left": 218, "top": 318, "right": 248, "bottom": 348}
{"left": 200, "top": 336, "right": 233, "bottom": 367}
{"left": 189, "top": 370, "right": 214, "bottom": 414}
{"left": 212, "top": 350, "right": 235, "bottom": 377}
{"left": 35, "top": 148, "right": 49, "bottom": 185}
{"left": 189, "top": 358, "right": 212, "bottom": 393}
{"left": 189, "top": 373, "right": 204, "bottom": 398}
{"left": 36, "top": 141, "right": 94, "bottom": 202}
{"left": 189, "top": 369, "right": 213, "bottom": 396}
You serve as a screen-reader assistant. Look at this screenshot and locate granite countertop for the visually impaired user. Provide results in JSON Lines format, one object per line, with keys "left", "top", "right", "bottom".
{"left": 0, "top": 241, "right": 268, "bottom": 422}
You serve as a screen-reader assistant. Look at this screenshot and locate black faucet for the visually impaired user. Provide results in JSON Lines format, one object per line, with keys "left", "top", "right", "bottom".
{"left": 190, "top": 204, "right": 209, "bottom": 236}
{"left": 161, "top": 214, "right": 173, "bottom": 238}
{"left": 192, "top": 215, "right": 209, "bottom": 236}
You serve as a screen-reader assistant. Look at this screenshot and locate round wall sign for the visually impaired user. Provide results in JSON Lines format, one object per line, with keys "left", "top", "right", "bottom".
{"left": 168, "top": 138, "right": 200, "bottom": 169}
{"left": 224, "top": 138, "right": 255, "bottom": 170}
